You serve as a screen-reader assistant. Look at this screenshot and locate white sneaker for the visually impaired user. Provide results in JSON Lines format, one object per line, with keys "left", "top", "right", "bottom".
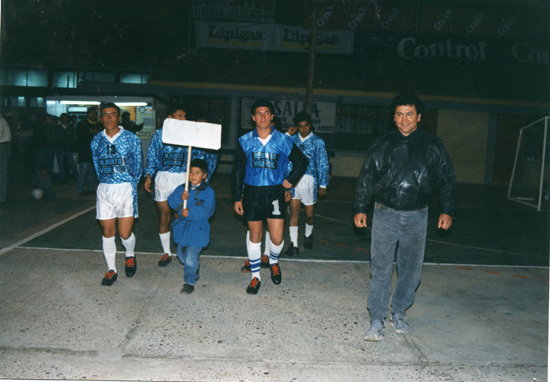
{"left": 364, "top": 320, "right": 384, "bottom": 341}
{"left": 390, "top": 314, "right": 410, "bottom": 334}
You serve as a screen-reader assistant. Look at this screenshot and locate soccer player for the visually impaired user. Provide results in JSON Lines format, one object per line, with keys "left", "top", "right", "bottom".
{"left": 285, "top": 111, "right": 330, "bottom": 256}
{"left": 233, "top": 99, "right": 308, "bottom": 294}
{"left": 144, "top": 104, "right": 217, "bottom": 267}
{"left": 91, "top": 102, "right": 143, "bottom": 286}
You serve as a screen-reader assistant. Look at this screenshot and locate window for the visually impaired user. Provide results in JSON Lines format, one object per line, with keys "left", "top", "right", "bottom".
{"left": 27, "top": 71, "right": 48, "bottom": 87}
{"left": 53, "top": 71, "right": 77, "bottom": 88}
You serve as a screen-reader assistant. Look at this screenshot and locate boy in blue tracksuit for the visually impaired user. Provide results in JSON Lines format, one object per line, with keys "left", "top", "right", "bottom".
{"left": 167, "top": 158, "right": 215, "bottom": 294}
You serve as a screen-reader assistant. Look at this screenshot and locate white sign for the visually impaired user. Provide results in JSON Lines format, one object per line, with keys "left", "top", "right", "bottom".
{"left": 162, "top": 119, "right": 222, "bottom": 150}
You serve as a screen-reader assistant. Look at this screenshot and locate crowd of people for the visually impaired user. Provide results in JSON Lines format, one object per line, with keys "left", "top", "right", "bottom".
{"left": 0, "top": 93, "right": 458, "bottom": 342}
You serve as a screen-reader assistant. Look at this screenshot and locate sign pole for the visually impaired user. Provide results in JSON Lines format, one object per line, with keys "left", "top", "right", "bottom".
{"left": 184, "top": 146, "right": 193, "bottom": 209}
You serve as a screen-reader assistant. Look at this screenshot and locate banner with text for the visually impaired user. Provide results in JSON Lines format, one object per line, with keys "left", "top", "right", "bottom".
{"left": 242, "top": 98, "right": 336, "bottom": 133}
{"left": 195, "top": 21, "right": 354, "bottom": 55}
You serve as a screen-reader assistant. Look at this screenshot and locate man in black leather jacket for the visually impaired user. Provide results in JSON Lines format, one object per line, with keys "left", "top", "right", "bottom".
{"left": 354, "top": 93, "right": 457, "bottom": 341}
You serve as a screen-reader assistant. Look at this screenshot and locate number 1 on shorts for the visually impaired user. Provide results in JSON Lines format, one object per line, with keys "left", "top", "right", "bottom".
{"left": 272, "top": 199, "right": 281, "bottom": 215}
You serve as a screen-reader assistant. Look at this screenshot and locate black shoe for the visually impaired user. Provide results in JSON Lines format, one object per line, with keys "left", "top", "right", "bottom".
{"left": 181, "top": 284, "right": 194, "bottom": 294}
{"left": 101, "top": 270, "right": 117, "bottom": 286}
{"left": 158, "top": 253, "right": 171, "bottom": 267}
{"left": 241, "top": 259, "right": 251, "bottom": 272}
{"left": 304, "top": 234, "right": 313, "bottom": 249}
{"left": 125, "top": 257, "right": 137, "bottom": 278}
{"left": 246, "top": 277, "right": 261, "bottom": 294}
{"left": 270, "top": 263, "right": 282, "bottom": 285}
{"left": 260, "top": 254, "right": 270, "bottom": 268}
{"left": 285, "top": 245, "right": 299, "bottom": 257}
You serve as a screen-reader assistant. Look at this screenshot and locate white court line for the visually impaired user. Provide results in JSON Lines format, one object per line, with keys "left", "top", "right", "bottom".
{"left": 0, "top": 206, "right": 96, "bottom": 256}
{"left": 8, "top": 247, "right": 550, "bottom": 269}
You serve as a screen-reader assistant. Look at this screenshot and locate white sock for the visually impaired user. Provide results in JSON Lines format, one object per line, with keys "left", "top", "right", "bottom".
{"left": 121, "top": 233, "right": 136, "bottom": 258}
{"left": 159, "top": 232, "right": 172, "bottom": 256}
{"left": 305, "top": 223, "right": 314, "bottom": 237}
{"left": 246, "top": 231, "right": 262, "bottom": 280}
{"left": 289, "top": 226, "right": 298, "bottom": 246}
{"left": 102, "top": 236, "right": 117, "bottom": 273}
{"left": 269, "top": 240, "right": 284, "bottom": 265}
{"left": 263, "top": 231, "right": 271, "bottom": 256}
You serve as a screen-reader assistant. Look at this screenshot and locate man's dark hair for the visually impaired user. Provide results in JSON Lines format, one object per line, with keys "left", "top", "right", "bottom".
{"left": 293, "top": 111, "right": 312, "bottom": 126}
{"left": 99, "top": 102, "right": 120, "bottom": 116}
{"left": 60, "top": 113, "right": 69, "bottom": 120}
{"left": 167, "top": 103, "right": 186, "bottom": 118}
{"left": 250, "top": 99, "right": 274, "bottom": 115}
{"left": 122, "top": 111, "right": 131, "bottom": 118}
{"left": 390, "top": 93, "right": 425, "bottom": 115}
{"left": 87, "top": 106, "right": 98, "bottom": 115}
{"left": 190, "top": 158, "right": 208, "bottom": 175}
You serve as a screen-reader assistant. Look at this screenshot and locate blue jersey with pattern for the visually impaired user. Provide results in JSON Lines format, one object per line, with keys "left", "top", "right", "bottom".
{"left": 239, "top": 127, "right": 294, "bottom": 187}
{"left": 91, "top": 127, "right": 143, "bottom": 214}
{"left": 144, "top": 128, "right": 218, "bottom": 181}
{"left": 288, "top": 132, "right": 330, "bottom": 203}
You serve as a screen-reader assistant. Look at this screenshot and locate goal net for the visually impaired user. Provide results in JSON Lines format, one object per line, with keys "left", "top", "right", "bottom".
{"left": 507, "top": 116, "right": 549, "bottom": 211}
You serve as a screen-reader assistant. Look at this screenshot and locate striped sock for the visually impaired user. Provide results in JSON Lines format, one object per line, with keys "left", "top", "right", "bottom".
{"left": 269, "top": 240, "right": 284, "bottom": 265}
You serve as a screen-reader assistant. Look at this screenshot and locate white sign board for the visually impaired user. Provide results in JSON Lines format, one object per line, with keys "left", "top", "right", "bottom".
{"left": 242, "top": 98, "right": 337, "bottom": 133}
{"left": 161, "top": 119, "right": 222, "bottom": 150}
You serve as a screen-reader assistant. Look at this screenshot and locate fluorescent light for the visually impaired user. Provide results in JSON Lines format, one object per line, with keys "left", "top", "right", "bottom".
{"left": 60, "top": 101, "right": 101, "bottom": 105}
{"left": 115, "top": 102, "right": 148, "bottom": 106}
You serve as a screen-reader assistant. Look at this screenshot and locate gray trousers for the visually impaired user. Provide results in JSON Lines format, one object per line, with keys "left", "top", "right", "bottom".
{"left": 367, "top": 203, "right": 428, "bottom": 322}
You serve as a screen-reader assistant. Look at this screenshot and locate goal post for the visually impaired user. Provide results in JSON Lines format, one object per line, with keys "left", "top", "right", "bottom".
{"left": 507, "top": 116, "right": 549, "bottom": 211}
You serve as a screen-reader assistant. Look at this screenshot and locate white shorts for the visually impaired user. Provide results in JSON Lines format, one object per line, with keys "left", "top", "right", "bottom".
{"left": 154, "top": 171, "right": 187, "bottom": 202}
{"left": 96, "top": 183, "right": 135, "bottom": 220}
{"left": 293, "top": 174, "right": 315, "bottom": 206}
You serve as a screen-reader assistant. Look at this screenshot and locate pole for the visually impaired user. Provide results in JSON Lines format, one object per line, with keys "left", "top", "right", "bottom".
{"left": 184, "top": 146, "right": 192, "bottom": 209}
{"left": 305, "top": 4, "right": 317, "bottom": 115}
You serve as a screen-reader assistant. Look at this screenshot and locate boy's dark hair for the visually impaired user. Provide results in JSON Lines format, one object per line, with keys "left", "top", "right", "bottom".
{"left": 99, "top": 102, "right": 120, "bottom": 116}
{"left": 293, "top": 111, "right": 312, "bottom": 126}
{"left": 167, "top": 103, "right": 186, "bottom": 118}
{"left": 38, "top": 165, "right": 48, "bottom": 173}
{"left": 390, "top": 93, "right": 425, "bottom": 115}
{"left": 250, "top": 99, "right": 274, "bottom": 115}
{"left": 190, "top": 158, "right": 208, "bottom": 175}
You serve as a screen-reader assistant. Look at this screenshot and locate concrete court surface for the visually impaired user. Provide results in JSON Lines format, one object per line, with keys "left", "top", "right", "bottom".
{"left": 0, "top": 173, "right": 548, "bottom": 381}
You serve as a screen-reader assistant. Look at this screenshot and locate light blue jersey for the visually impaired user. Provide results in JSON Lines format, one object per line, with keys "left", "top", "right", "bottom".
{"left": 144, "top": 128, "right": 217, "bottom": 181}
{"left": 288, "top": 132, "right": 330, "bottom": 203}
{"left": 239, "top": 127, "right": 294, "bottom": 187}
{"left": 91, "top": 127, "right": 143, "bottom": 213}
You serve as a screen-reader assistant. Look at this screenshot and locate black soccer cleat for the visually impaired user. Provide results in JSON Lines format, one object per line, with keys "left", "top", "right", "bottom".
{"left": 260, "top": 254, "right": 270, "bottom": 268}
{"left": 285, "top": 244, "right": 299, "bottom": 257}
{"left": 241, "top": 259, "right": 251, "bottom": 272}
{"left": 158, "top": 253, "right": 171, "bottom": 267}
{"left": 270, "top": 263, "right": 282, "bottom": 285}
{"left": 101, "top": 270, "right": 118, "bottom": 286}
{"left": 124, "top": 257, "right": 137, "bottom": 278}
{"left": 304, "top": 234, "right": 314, "bottom": 249}
{"left": 246, "top": 277, "right": 261, "bottom": 294}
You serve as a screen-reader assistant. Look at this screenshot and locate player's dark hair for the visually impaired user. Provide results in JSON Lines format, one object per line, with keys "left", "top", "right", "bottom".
{"left": 390, "top": 93, "right": 425, "bottom": 115}
{"left": 293, "top": 111, "right": 312, "bottom": 126}
{"left": 167, "top": 103, "right": 186, "bottom": 118}
{"left": 99, "top": 102, "right": 120, "bottom": 116}
{"left": 250, "top": 99, "right": 274, "bottom": 115}
{"left": 190, "top": 158, "right": 208, "bottom": 175}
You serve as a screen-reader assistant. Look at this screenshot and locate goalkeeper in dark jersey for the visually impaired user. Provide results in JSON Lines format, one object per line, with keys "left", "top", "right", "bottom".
{"left": 233, "top": 99, "right": 308, "bottom": 295}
